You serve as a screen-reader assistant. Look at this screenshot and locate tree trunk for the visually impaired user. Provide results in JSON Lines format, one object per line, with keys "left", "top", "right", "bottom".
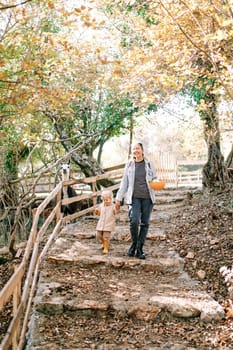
{"left": 0, "top": 143, "right": 23, "bottom": 252}
{"left": 226, "top": 143, "right": 233, "bottom": 179}
{"left": 190, "top": 55, "right": 229, "bottom": 190}
{"left": 202, "top": 104, "right": 228, "bottom": 188}
{"left": 97, "top": 141, "right": 104, "bottom": 164}
{"left": 128, "top": 115, "right": 133, "bottom": 158}
{"left": 202, "top": 142, "right": 228, "bottom": 188}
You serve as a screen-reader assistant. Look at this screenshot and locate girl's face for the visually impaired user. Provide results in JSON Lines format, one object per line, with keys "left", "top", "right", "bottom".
{"left": 132, "top": 143, "right": 144, "bottom": 161}
{"left": 102, "top": 196, "right": 112, "bottom": 206}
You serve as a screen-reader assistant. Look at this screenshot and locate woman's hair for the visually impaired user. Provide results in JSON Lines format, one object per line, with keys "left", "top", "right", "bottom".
{"left": 132, "top": 142, "right": 143, "bottom": 149}
{"left": 138, "top": 142, "right": 144, "bottom": 151}
{"left": 101, "top": 190, "right": 113, "bottom": 199}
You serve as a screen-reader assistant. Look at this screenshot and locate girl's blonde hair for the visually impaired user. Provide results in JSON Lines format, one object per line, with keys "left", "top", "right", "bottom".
{"left": 101, "top": 190, "right": 113, "bottom": 199}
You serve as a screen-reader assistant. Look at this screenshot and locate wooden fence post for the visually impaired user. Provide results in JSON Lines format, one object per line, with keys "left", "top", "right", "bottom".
{"left": 92, "top": 181, "right": 97, "bottom": 206}
{"left": 56, "top": 189, "right": 61, "bottom": 223}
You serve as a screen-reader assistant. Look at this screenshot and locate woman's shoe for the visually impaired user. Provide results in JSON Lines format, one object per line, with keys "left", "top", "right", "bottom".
{"left": 136, "top": 244, "right": 146, "bottom": 259}
{"left": 128, "top": 243, "right": 137, "bottom": 257}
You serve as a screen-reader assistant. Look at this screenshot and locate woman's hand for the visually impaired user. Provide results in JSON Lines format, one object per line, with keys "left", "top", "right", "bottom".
{"left": 115, "top": 200, "right": 121, "bottom": 211}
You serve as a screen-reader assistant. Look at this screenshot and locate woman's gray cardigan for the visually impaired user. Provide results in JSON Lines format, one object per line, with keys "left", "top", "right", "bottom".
{"left": 116, "top": 158, "right": 157, "bottom": 205}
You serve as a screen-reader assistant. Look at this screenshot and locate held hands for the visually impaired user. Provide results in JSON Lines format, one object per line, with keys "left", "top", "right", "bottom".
{"left": 115, "top": 200, "right": 121, "bottom": 213}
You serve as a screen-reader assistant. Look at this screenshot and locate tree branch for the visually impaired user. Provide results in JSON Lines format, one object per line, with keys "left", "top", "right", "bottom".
{"left": 0, "top": 0, "right": 32, "bottom": 11}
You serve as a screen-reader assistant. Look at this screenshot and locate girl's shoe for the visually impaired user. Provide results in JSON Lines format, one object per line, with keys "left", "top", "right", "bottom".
{"left": 103, "top": 240, "right": 109, "bottom": 254}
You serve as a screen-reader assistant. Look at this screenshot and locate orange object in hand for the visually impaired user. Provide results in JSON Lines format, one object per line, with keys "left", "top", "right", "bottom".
{"left": 149, "top": 180, "right": 166, "bottom": 191}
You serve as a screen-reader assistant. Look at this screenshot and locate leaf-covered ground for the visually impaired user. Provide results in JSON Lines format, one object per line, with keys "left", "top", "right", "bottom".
{"left": 1, "top": 185, "right": 233, "bottom": 349}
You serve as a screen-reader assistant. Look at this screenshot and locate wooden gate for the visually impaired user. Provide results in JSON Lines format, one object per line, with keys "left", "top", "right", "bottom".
{"left": 149, "top": 152, "right": 178, "bottom": 186}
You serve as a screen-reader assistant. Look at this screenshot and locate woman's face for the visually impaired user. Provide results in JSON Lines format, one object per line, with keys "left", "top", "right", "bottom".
{"left": 132, "top": 143, "right": 143, "bottom": 160}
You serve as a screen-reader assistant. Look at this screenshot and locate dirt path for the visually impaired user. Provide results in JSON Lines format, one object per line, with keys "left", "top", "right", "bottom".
{"left": 25, "top": 187, "right": 232, "bottom": 350}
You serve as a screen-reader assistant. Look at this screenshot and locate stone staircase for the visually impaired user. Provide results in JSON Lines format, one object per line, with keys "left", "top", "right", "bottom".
{"left": 25, "top": 188, "right": 225, "bottom": 350}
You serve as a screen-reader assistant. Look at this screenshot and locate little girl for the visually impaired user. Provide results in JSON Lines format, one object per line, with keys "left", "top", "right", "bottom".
{"left": 95, "top": 189, "right": 119, "bottom": 254}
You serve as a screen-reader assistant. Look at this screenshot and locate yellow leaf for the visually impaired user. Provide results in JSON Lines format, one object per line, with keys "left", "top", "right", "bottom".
{"left": 84, "top": 22, "right": 92, "bottom": 27}
{"left": 48, "top": 2, "right": 55, "bottom": 9}
{"left": 113, "top": 69, "right": 123, "bottom": 77}
{"left": 49, "top": 37, "right": 55, "bottom": 46}
{"left": 99, "top": 56, "right": 108, "bottom": 64}
{"left": 0, "top": 72, "right": 6, "bottom": 79}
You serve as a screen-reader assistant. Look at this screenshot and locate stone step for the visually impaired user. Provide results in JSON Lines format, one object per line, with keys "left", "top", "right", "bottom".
{"left": 33, "top": 261, "right": 224, "bottom": 323}
{"left": 47, "top": 238, "right": 184, "bottom": 274}
{"left": 25, "top": 186, "right": 225, "bottom": 350}
{"left": 116, "top": 201, "right": 187, "bottom": 219}
{"left": 35, "top": 234, "right": 224, "bottom": 324}
{"left": 75, "top": 211, "right": 174, "bottom": 241}
{"left": 155, "top": 195, "right": 186, "bottom": 205}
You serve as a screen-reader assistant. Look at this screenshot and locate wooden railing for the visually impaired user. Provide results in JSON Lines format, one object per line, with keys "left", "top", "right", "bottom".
{"left": 0, "top": 168, "right": 122, "bottom": 350}
{"left": 177, "top": 169, "right": 203, "bottom": 186}
{"left": 23, "top": 162, "right": 204, "bottom": 197}
{"left": 23, "top": 164, "right": 124, "bottom": 196}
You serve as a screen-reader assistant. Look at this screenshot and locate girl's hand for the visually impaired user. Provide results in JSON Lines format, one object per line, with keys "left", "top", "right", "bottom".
{"left": 94, "top": 207, "right": 100, "bottom": 215}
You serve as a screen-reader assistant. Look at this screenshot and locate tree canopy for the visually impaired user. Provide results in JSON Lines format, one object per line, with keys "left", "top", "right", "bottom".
{"left": 1, "top": 0, "right": 232, "bottom": 162}
{"left": 0, "top": 0, "right": 232, "bottom": 205}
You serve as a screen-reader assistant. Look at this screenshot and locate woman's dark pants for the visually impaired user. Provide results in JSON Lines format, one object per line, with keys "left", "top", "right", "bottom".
{"left": 128, "top": 197, "right": 153, "bottom": 259}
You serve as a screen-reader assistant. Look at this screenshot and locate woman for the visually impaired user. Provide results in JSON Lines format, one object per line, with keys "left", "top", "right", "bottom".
{"left": 115, "top": 142, "right": 156, "bottom": 259}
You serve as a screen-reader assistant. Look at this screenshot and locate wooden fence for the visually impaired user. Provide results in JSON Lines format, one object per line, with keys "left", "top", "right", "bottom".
{"left": 149, "top": 152, "right": 178, "bottom": 186}
{"left": 149, "top": 153, "right": 205, "bottom": 187}
{"left": 23, "top": 159, "right": 204, "bottom": 197}
{"left": 0, "top": 168, "right": 122, "bottom": 350}
{"left": 177, "top": 169, "right": 202, "bottom": 185}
